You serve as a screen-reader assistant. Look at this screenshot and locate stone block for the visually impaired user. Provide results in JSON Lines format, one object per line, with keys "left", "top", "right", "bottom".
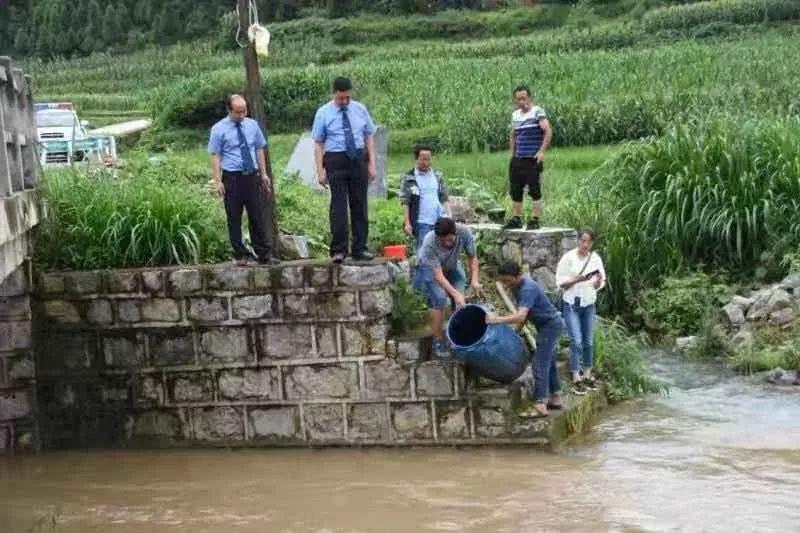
{"left": 531, "top": 266, "right": 557, "bottom": 293}
{"left": 106, "top": 271, "right": 138, "bottom": 293}
{"left": 0, "top": 321, "right": 32, "bottom": 351}
{"left": 731, "top": 295, "right": 755, "bottom": 310}
{"left": 37, "top": 332, "right": 95, "bottom": 371}
{"left": 0, "top": 268, "right": 28, "bottom": 297}
{"left": 280, "top": 266, "right": 305, "bottom": 289}
{"left": 283, "top": 294, "right": 310, "bottom": 317}
{"left": 416, "top": 362, "right": 454, "bottom": 397}
{"left": 769, "top": 307, "right": 795, "bottom": 326}
{"left": 360, "top": 288, "right": 392, "bottom": 317}
{"left": 437, "top": 403, "right": 469, "bottom": 439}
{"left": 38, "top": 272, "right": 65, "bottom": 294}
{"left": 207, "top": 267, "right": 251, "bottom": 291}
{"left": 396, "top": 338, "right": 426, "bottom": 363}
{"left": 249, "top": 407, "right": 300, "bottom": 440}
{"left": 258, "top": 324, "right": 313, "bottom": 359}
{"left": 136, "top": 375, "right": 165, "bottom": 405}
{"left": 44, "top": 300, "right": 81, "bottom": 323}
{"left": 169, "top": 373, "right": 213, "bottom": 403}
{"left": 284, "top": 364, "right": 358, "bottom": 400}
{"left": 117, "top": 300, "right": 141, "bottom": 323}
{"left": 316, "top": 292, "right": 357, "bottom": 318}
{"left": 475, "top": 408, "right": 508, "bottom": 438}
{"left": 101, "top": 377, "right": 130, "bottom": 403}
{"left": 364, "top": 360, "right": 411, "bottom": 399}
{"left": 141, "top": 299, "right": 182, "bottom": 322}
{"left": 218, "top": 368, "right": 280, "bottom": 401}
{"left": 102, "top": 333, "right": 145, "bottom": 367}
{"left": 448, "top": 196, "right": 478, "bottom": 223}
{"left": 348, "top": 403, "right": 390, "bottom": 441}
{"left": 339, "top": 264, "right": 391, "bottom": 288}
{"left": 192, "top": 407, "right": 244, "bottom": 441}
{"left": 560, "top": 235, "right": 578, "bottom": 253}
{"left": 253, "top": 268, "right": 272, "bottom": 290}
{"left": 315, "top": 325, "right": 339, "bottom": 357}
{"left": 232, "top": 295, "right": 273, "bottom": 320}
{"left": 722, "top": 302, "right": 745, "bottom": 327}
{"left": 342, "top": 322, "right": 388, "bottom": 356}
{"left": 748, "top": 288, "right": 792, "bottom": 321}
{"left": 64, "top": 271, "right": 102, "bottom": 295}
{"left": 0, "top": 295, "right": 30, "bottom": 320}
{"left": 86, "top": 300, "right": 113, "bottom": 324}
{"left": 501, "top": 241, "right": 523, "bottom": 266}
{"left": 141, "top": 271, "right": 164, "bottom": 293}
{"left": 310, "top": 266, "right": 331, "bottom": 287}
{"left": 189, "top": 297, "right": 228, "bottom": 322}
{"left": 150, "top": 329, "right": 195, "bottom": 366}
{"left": 522, "top": 238, "right": 554, "bottom": 268}
{"left": 199, "top": 327, "right": 250, "bottom": 364}
{"left": 168, "top": 269, "right": 202, "bottom": 294}
{"left": 304, "top": 404, "right": 344, "bottom": 441}
{"left": 7, "top": 355, "right": 35, "bottom": 381}
{"left": 0, "top": 390, "right": 31, "bottom": 420}
{"left": 511, "top": 417, "right": 550, "bottom": 439}
{"left": 392, "top": 403, "right": 432, "bottom": 440}
{"left": 132, "top": 410, "right": 182, "bottom": 439}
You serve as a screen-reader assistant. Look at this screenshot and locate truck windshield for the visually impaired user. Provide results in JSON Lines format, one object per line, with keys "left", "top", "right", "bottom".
{"left": 36, "top": 110, "right": 77, "bottom": 128}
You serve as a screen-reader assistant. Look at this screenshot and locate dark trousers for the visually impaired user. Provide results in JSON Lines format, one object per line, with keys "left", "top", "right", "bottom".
{"left": 324, "top": 151, "right": 368, "bottom": 256}
{"left": 222, "top": 170, "right": 271, "bottom": 260}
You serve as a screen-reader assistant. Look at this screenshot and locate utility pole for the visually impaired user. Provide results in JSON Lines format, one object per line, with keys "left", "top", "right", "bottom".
{"left": 237, "top": 0, "right": 280, "bottom": 256}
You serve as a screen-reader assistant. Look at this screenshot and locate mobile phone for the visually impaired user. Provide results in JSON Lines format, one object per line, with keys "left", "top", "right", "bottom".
{"left": 583, "top": 269, "right": 601, "bottom": 279}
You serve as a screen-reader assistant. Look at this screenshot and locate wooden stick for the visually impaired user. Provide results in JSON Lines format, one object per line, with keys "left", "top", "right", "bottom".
{"left": 495, "top": 281, "right": 537, "bottom": 351}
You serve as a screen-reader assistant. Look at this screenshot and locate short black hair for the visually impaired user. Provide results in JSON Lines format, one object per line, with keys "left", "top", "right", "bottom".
{"left": 513, "top": 85, "right": 531, "bottom": 97}
{"left": 414, "top": 145, "right": 432, "bottom": 159}
{"left": 332, "top": 77, "right": 352, "bottom": 92}
{"left": 434, "top": 217, "right": 456, "bottom": 237}
{"left": 498, "top": 261, "right": 522, "bottom": 277}
{"left": 578, "top": 228, "right": 596, "bottom": 241}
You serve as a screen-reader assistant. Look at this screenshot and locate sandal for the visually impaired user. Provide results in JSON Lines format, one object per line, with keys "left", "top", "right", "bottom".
{"left": 519, "top": 404, "right": 549, "bottom": 419}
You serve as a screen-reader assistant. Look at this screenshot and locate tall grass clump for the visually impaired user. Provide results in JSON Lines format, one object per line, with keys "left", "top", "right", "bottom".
{"left": 594, "top": 318, "right": 668, "bottom": 402}
{"left": 559, "top": 116, "right": 800, "bottom": 312}
{"left": 36, "top": 170, "right": 228, "bottom": 270}
{"left": 643, "top": 0, "right": 800, "bottom": 32}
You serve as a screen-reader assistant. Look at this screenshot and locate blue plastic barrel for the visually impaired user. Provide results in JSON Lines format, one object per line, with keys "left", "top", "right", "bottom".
{"left": 446, "top": 304, "right": 530, "bottom": 384}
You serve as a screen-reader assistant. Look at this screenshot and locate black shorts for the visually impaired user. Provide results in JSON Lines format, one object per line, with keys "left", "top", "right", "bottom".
{"left": 509, "top": 157, "right": 543, "bottom": 202}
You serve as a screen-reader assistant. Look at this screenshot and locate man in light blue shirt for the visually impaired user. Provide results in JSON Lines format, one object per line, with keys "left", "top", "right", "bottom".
{"left": 311, "top": 77, "right": 377, "bottom": 263}
{"left": 208, "top": 94, "right": 279, "bottom": 266}
{"left": 399, "top": 146, "right": 450, "bottom": 249}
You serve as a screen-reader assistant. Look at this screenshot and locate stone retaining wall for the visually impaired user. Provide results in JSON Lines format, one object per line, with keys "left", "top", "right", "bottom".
{"left": 32, "top": 255, "right": 595, "bottom": 449}
{"left": 0, "top": 264, "right": 36, "bottom": 452}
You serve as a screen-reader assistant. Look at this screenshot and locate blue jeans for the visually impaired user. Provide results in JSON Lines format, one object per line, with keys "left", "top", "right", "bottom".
{"left": 414, "top": 222, "right": 435, "bottom": 250}
{"left": 532, "top": 317, "right": 564, "bottom": 402}
{"left": 563, "top": 300, "right": 596, "bottom": 373}
{"left": 413, "top": 266, "right": 466, "bottom": 309}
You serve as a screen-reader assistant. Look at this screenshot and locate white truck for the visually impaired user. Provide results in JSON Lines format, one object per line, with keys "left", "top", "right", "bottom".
{"left": 35, "top": 102, "right": 117, "bottom": 167}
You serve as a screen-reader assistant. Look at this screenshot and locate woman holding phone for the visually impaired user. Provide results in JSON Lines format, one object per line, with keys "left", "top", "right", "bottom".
{"left": 556, "top": 229, "right": 606, "bottom": 395}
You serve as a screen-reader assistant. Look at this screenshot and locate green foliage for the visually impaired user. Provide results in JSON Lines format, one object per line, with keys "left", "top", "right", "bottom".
{"left": 369, "top": 200, "right": 407, "bottom": 250}
{"left": 559, "top": 116, "right": 800, "bottom": 312}
{"left": 594, "top": 318, "right": 669, "bottom": 403}
{"left": 390, "top": 277, "right": 429, "bottom": 335}
{"left": 637, "top": 273, "right": 731, "bottom": 337}
{"left": 36, "top": 169, "right": 229, "bottom": 270}
{"left": 642, "top": 0, "right": 800, "bottom": 32}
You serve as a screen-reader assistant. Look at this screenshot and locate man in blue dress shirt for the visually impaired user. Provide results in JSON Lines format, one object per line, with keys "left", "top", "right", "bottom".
{"left": 311, "top": 77, "right": 378, "bottom": 263}
{"left": 208, "top": 94, "right": 279, "bottom": 266}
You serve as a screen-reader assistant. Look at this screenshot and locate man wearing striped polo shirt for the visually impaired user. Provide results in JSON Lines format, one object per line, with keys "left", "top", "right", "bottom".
{"left": 504, "top": 85, "right": 552, "bottom": 231}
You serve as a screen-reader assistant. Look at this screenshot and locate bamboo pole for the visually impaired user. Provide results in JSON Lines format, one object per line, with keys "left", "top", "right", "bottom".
{"left": 495, "top": 281, "right": 537, "bottom": 352}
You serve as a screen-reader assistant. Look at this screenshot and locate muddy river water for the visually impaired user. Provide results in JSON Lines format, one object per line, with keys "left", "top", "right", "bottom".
{"left": 1, "top": 354, "right": 799, "bottom": 532}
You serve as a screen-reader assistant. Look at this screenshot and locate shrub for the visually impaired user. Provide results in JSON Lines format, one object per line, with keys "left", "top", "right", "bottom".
{"left": 390, "top": 277, "right": 429, "bottom": 335}
{"left": 637, "top": 273, "right": 731, "bottom": 337}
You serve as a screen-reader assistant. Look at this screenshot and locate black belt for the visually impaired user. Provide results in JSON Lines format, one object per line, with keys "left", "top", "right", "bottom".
{"left": 223, "top": 169, "right": 258, "bottom": 176}
{"left": 325, "top": 149, "right": 365, "bottom": 159}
